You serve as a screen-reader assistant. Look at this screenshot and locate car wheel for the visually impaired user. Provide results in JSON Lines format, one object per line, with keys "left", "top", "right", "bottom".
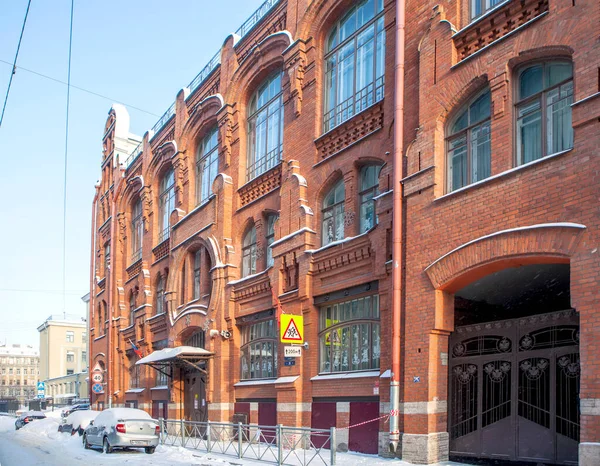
{"left": 83, "top": 434, "right": 91, "bottom": 450}
{"left": 102, "top": 437, "right": 113, "bottom": 454}
{"left": 145, "top": 447, "right": 156, "bottom": 454}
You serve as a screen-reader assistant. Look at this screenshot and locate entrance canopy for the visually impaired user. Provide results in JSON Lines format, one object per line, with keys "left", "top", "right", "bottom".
{"left": 136, "top": 346, "right": 213, "bottom": 377}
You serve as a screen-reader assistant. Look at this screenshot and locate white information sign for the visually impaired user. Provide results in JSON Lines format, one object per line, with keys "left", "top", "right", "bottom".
{"left": 284, "top": 346, "right": 302, "bottom": 358}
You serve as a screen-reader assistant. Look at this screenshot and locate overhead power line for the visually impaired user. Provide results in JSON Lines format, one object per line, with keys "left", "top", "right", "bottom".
{"left": 0, "top": 0, "right": 33, "bottom": 129}
{"left": 0, "top": 59, "right": 160, "bottom": 118}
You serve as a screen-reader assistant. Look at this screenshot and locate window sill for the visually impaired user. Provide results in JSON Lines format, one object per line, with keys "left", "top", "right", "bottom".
{"left": 311, "top": 370, "right": 381, "bottom": 381}
{"left": 150, "top": 385, "right": 168, "bottom": 391}
{"left": 436, "top": 148, "right": 573, "bottom": 202}
{"left": 125, "top": 388, "right": 145, "bottom": 394}
{"left": 234, "top": 378, "right": 277, "bottom": 387}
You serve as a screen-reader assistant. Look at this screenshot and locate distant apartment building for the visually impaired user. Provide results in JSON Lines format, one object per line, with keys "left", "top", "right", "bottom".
{"left": 0, "top": 344, "right": 39, "bottom": 405}
{"left": 37, "top": 314, "right": 88, "bottom": 402}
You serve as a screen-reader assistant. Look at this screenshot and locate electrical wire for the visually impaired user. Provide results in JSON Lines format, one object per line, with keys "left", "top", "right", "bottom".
{"left": 0, "top": 59, "right": 160, "bottom": 118}
{"left": 0, "top": 288, "right": 85, "bottom": 295}
{"left": 62, "top": 0, "right": 75, "bottom": 318}
{"left": 0, "top": 0, "right": 33, "bottom": 129}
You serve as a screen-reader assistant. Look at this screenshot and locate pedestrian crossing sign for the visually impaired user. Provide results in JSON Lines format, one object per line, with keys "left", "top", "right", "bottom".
{"left": 280, "top": 315, "right": 304, "bottom": 344}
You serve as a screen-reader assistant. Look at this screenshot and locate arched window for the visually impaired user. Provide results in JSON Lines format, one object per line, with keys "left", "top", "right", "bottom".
{"left": 196, "top": 127, "right": 219, "bottom": 205}
{"left": 193, "top": 250, "right": 201, "bottom": 300}
{"left": 247, "top": 73, "right": 283, "bottom": 181}
{"left": 131, "top": 198, "right": 143, "bottom": 263}
{"left": 322, "top": 180, "right": 345, "bottom": 246}
{"left": 266, "top": 214, "right": 278, "bottom": 268}
{"left": 155, "top": 274, "right": 166, "bottom": 315}
{"left": 323, "top": 0, "right": 385, "bottom": 132}
{"left": 516, "top": 61, "right": 573, "bottom": 165}
{"left": 158, "top": 168, "right": 175, "bottom": 242}
{"left": 180, "top": 262, "right": 186, "bottom": 306}
{"left": 129, "top": 291, "right": 136, "bottom": 327}
{"left": 240, "top": 319, "right": 277, "bottom": 379}
{"left": 447, "top": 89, "right": 491, "bottom": 192}
{"left": 359, "top": 165, "right": 381, "bottom": 232}
{"left": 470, "top": 0, "right": 503, "bottom": 20}
{"left": 242, "top": 227, "right": 257, "bottom": 277}
{"left": 184, "top": 330, "right": 205, "bottom": 349}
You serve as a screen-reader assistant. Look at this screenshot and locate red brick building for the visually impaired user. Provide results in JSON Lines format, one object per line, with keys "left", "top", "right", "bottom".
{"left": 89, "top": 0, "right": 599, "bottom": 463}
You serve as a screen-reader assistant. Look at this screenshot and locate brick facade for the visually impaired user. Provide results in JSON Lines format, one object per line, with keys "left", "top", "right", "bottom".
{"left": 88, "top": 0, "right": 600, "bottom": 463}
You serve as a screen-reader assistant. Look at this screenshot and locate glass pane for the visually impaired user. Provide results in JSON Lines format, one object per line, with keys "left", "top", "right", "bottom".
{"left": 357, "top": 0, "right": 375, "bottom": 28}
{"left": 471, "top": 120, "right": 491, "bottom": 182}
{"left": 546, "top": 62, "right": 572, "bottom": 88}
{"left": 356, "top": 27, "right": 375, "bottom": 113}
{"left": 376, "top": 18, "right": 385, "bottom": 83}
{"left": 327, "top": 27, "right": 338, "bottom": 51}
{"left": 360, "top": 195, "right": 375, "bottom": 232}
{"left": 452, "top": 110, "right": 468, "bottom": 134}
{"left": 341, "top": 327, "right": 350, "bottom": 371}
{"left": 546, "top": 83, "right": 573, "bottom": 155}
{"left": 351, "top": 324, "right": 360, "bottom": 371}
{"left": 340, "top": 10, "right": 357, "bottom": 42}
{"left": 334, "top": 180, "right": 345, "bottom": 203}
{"left": 518, "top": 102, "right": 542, "bottom": 164}
{"left": 469, "top": 91, "right": 491, "bottom": 125}
{"left": 361, "top": 323, "right": 370, "bottom": 369}
{"left": 334, "top": 203, "right": 345, "bottom": 241}
{"left": 448, "top": 135, "right": 467, "bottom": 191}
{"left": 520, "top": 65, "right": 543, "bottom": 99}
{"left": 372, "top": 324, "right": 380, "bottom": 368}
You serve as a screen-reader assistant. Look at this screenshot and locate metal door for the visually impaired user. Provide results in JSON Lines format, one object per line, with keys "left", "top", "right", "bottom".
{"left": 449, "top": 310, "right": 579, "bottom": 464}
{"left": 184, "top": 368, "right": 207, "bottom": 423}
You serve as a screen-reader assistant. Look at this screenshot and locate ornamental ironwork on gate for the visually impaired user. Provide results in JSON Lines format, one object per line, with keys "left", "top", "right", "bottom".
{"left": 449, "top": 309, "right": 580, "bottom": 465}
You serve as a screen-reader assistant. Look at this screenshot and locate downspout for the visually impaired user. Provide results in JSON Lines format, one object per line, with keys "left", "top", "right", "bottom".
{"left": 89, "top": 190, "right": 98, "bottom": 403}
{"left": 390, "top": 0, "right": 405, "bottom": 454}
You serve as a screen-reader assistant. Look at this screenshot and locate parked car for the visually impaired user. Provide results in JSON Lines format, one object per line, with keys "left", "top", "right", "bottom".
{"left": 82, "top": 408, "right": 159, "bottom": 454}
{"left": 15, "top": 411, "right": 46, "bottom": 430}
{"left": 62, "top": 403, "right": 90, "bottom": 418}
{"left": 59, "top": 410, "right": 100, "bottom": 435}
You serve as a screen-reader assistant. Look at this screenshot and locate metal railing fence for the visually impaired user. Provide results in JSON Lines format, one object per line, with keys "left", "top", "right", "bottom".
{"left": 159, "top": 418, "right": 336, "bottom": 466}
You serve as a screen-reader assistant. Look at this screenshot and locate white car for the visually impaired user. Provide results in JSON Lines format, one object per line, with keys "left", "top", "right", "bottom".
{"left": 60, "top": 410, "right": 99, "bottom": 435}
{"left": 82, "top": 408, "right": 159, "bottom": 454}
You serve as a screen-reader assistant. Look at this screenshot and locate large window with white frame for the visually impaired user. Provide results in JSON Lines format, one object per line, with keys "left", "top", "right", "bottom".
{"left": 323, "top": 0, "right": 385, "bottom": 133}
{"left": 359, "top": 165, "right": 381, "bottom": 232}
{"left": 240, "top": 319, "right": 277, "bottom": 380}
{"left": 247, "top": 73, "right": 283, "bottom": 181}
{"left": 470, "top": 0, "right": 504, "bottom": 20}
{"left": 158, "top": 168, "right": 175, "bottom": 243}
{"left": 319, "top": 294, "right": 380, "bottom": 373}
{"left": 196, "top": 127, "right": 219, "bottom": 204}
{"left": 242, "top": 227, "right": 257, "bottom": 277}
{"left": 131, "top": 198, "right": 143, "bottom": 263}
{"left": 321, "top": 180, "right": 345, "bottom": 246}
{"left": 516, "top": 61, "right": 573, "bottom": 166}
{"left": 447, "top": 89, "right": 491, "bottom": 192}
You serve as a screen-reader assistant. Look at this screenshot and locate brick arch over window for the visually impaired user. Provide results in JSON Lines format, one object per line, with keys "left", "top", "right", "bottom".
{"left": 425, "top": 223, "right": 586, "bottom": 293}
{"left": 179, "top": 94, "right": 224, "bottom": 151}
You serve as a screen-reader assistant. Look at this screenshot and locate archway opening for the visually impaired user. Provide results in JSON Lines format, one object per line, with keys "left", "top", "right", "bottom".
{"left": 449, "top": 262, "right": 579, "bottom": 465}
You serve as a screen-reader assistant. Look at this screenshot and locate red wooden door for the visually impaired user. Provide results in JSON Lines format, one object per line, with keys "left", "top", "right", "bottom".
{"left": 311, "top": 402, "right": 336, "bottom": 449}
{"left": 258, "top": 401, "right": 277, "bottom": 442}
{"left": 348, "top": 401, "right": 379, "bottom": 454}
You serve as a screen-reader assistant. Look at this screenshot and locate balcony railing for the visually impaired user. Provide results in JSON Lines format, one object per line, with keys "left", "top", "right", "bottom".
{"left": 150, "top": 103, "right": 176, "bottom": 140}
{"left": 235, "top": 0, "right": 281, "bottom": 40}
{"left": 188, "top": 51, "right": 221, "bottom": 96}
{"left": 123, "top": 140, "right": 143, "bottom": 170}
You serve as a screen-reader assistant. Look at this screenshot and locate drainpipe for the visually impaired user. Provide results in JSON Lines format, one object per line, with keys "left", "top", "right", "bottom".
{"left": 390, "top": 0, "right": 405, "bottom": 454}
{"left": 89, "top": 190, "right": 98, "bottom": 403}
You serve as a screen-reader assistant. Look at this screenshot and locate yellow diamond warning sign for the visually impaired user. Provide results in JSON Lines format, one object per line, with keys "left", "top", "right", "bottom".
{"left": 280, "top": 314, "right": 304, "bottom": 344}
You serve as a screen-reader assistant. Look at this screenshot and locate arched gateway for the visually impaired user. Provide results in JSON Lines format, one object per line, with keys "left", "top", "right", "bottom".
{"left": 426, "top": 223, "right": 585, "bottom": 465}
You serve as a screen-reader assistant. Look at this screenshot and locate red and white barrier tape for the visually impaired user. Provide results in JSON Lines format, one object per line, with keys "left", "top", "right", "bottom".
{"left": 337, "top": 413, "right": 391, "bottom": 430}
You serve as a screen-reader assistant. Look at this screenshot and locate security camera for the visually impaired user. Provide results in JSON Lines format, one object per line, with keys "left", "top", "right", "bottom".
{"left": 220, "top": 330, "right": 232, "bottom": 339}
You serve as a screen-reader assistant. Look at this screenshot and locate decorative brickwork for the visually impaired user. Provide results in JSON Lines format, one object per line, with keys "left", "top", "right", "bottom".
{"left": 311, "top": 235, "right": 372, "bottom": 275}
{"left": 315, "top": 102, "right": 384, "bottom": 160}
{"left": 147, "top": 312, "right": 167, "bottom": 334}
{"left": 126, "top": 259, "right": 142, "bottom": 281}
{"left": 152, "top": 239, "right": 170, "bottom": 263}
{"left": 238, "top": 164, "right": 282, "bottom": 207}
{"left": 453, "top": 0, "right": 549, "bottom": 62}
{"left": 236, "top": 4, "right": 287, "bottom": 66}
{"left": 231, "top": 273, "right": 271, "bottom": 302}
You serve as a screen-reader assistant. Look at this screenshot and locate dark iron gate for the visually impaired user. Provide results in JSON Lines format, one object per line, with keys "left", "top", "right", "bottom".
{"left": 449, "top": 309, "right": 580, "bottom": 464}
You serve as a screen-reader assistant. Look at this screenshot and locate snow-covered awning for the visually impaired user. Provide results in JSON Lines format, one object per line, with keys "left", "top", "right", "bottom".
{"left": 136, "top": 346, "right": 213, "bottom": 377}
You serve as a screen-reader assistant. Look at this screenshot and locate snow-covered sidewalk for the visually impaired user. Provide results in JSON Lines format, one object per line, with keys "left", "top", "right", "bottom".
{"left": 0, "top": 415, "right": 468, "bottom": 466}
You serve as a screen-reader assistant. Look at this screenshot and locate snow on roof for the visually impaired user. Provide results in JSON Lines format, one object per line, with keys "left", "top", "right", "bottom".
{"left": 136, "top": 346, "right": 212, "bottom": 365}
{"left": 0, "top": 345, "right": 39, "bottom": 356}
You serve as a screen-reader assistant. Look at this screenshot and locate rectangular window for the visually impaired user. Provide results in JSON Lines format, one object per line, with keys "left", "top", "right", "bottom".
{"left": 67, "top": 369, "right": 74, "bottom": 375}
{"left": 82, "top": 351, "right": 87, "bottom": 363}
{"left": 193, "top": 250, "right": 201, "bottom": 300}
{"left": 319, "top": 294, "right": 380, "bottom": 373}
{"left": 66, "top": 331, "right": 75, "bottom": 343}
{"left": 16, "top": 369, "right": 20, "bottom": 375}
{"left": 156, "top": 370, "right": 169, "bottom": 387}
{"left": 240, "top": 319, "right": 277, "bottom": 380}
{"left": 82, "top": 332, "right": 87, "bottom": 344}
{"left": 67, "top": 352, "right": 75, "bottom": 363}
{"left": 130, "top": 363, "right": 140, "bottom": 388}
{"left": 470, "top": 0, "right": 504, "bottom": 20}
{"left": 104, "top": 243, "right": 111, "bottom": 274}
{"left": 23, "top": 369, "right": 27, "bottom": 375}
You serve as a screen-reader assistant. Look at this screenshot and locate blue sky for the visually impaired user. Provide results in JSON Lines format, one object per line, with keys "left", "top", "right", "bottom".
{"left": 0, "top": 0, "right": 265, "bottom": 348}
